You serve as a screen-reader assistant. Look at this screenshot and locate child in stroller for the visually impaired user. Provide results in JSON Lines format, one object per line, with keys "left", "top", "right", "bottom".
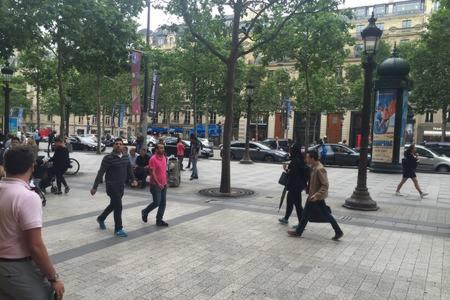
{"left": 33, "top": 156, "right": 57, "bottom": 198}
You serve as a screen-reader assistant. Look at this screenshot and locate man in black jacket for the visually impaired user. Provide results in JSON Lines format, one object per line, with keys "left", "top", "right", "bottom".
{"left": 49, "top": 137, "right": 71, "bottom": 195}
{"left": 90, "top": 138, "right": 137, "bottom": 237}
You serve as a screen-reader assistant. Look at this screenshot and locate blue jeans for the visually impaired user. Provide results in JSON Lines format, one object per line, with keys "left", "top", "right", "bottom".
{"left": 142, "top": 185, "right": 167, "bottom": 222}
{"left": 191, "top": 158, "right": 198, "bottom": 178}
{"left": 296, "top": 200, "right": 342, "bottom": 235}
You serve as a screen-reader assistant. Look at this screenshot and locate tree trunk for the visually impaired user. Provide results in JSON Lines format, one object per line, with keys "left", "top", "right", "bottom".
{"left": 57, "top": 47, "right": 65, "bottom": 137}
{"left": 102, "top": 106, "right": 106, "bottom": 135}
{"left": 312, "top": 113, "right": 319, "bottom": 143}
{"left": 96, "top": 74, "right": 102, "bottom": 154}
{"left": 36, "top": 86, "right": 41, "bottom": 129}
{"left": 442, "top": 106, "right": 448, "bottom": 142}
{"left": 205, "top": 109, "right": 209, "bottom": 139}
{"left": 304, "top": 67, "right": 311, "bottom": 147}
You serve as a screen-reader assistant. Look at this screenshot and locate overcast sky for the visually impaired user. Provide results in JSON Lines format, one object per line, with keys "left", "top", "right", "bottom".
{"left": 137, "top": 0, "right": 405, "bottom": 31}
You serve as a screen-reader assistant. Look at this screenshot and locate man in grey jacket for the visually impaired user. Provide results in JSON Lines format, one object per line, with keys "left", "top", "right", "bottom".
{"left": 91, "top": 138, "right": 137, "bottom": 237}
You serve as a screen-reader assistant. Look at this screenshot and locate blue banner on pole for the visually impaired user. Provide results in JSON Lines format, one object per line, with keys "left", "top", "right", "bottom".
{"left": 118, "top": 104, "right": 125, "bottom": 128}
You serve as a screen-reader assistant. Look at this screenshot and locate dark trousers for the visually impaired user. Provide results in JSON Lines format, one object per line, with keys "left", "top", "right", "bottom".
{"left": 186, "top": 156, "right": 191, "bottom": 168}
{"left": 296, "top": 200, "right": 342, "bottom": 235}
{"left": 54, "top": 168, "right": 68, "bottom": 191}
{"left": 98, "top": 185, "right": 124, "bottom": 232}
{"left": 142, "top": 185, "right": 167, "bottom": 222}
{"left": 177, "top": 156, "right": 184, "bottom": 170}
{"left": 134, "top": 167, "right": 147, "bottom": 186}
{"left": 284, "top": 190, "right": 302, "bottom": 223}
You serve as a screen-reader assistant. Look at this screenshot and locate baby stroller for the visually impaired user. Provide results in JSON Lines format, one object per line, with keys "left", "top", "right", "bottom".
{"left": 33, "top": 156, "right": 57, "bottom": 197}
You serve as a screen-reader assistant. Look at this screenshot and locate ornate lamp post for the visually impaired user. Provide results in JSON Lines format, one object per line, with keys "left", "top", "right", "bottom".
{"left": 1, "top": 63, "right": 14, "bottom": 136}
{"left": 344, "top": 13, "right": 382, "bottom": 211}
{"left": 240, "top": 80, "right": 255, "bottom": 164}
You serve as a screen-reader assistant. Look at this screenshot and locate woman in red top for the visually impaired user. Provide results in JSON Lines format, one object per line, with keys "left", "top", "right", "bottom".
{"left": 176, "top": 137, "right": 185, "bottom": 171}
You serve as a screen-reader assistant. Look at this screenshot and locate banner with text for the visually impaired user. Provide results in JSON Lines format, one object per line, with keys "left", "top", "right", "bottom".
{"left": 131, "top": 50, "right": 142, "bottom": 115}
{"left": 372, "top": 90, "right": 397, "bottom": 163}
{"left": 149, "top": 70, "right": 160, "bottom": 120}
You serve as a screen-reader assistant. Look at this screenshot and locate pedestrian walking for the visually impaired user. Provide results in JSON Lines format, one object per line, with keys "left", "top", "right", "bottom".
{"left": 190, "top": 134, "right": 200, "bottom": 180}
{"left": 288, "top": 149, "right": 343, "bottom": 240}
{"left": 33, "top": 129, "right": 41, "bottom": 148}
{"left": 395, "top": 144, "right": 428, "bottom": 198}
{"left": 141, "top": 143, "right": 169, "bottom": 227}
{"left": 278, "top": 143, "right": 310, "bottom": 225}
{"left": 47, "top": 130, "right": 56, "bottom": 153}
{"left": 177, "top": 137, "right": 185, "bottom": 171}
{"left": 0, "top": 145, "right": 65, "bottom": 300}
{"left": 90, "top": 138, "right": 137, "bottom": 237}
{"left": 49, "top": 137, "right": 71, "bottom": 195}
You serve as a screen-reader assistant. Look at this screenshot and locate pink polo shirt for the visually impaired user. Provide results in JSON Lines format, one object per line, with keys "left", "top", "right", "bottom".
{"left": 148, "top": 154, "right": 167, "bottom": 187}
{"left": 0, "top": 178, "right": 42, "bottom": 259}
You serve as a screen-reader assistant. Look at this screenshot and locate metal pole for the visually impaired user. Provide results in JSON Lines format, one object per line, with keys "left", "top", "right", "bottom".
{"left": 240, "top": 95, "right": 253, "bottom": 164}
{"left": 141, "top": 0, "right": 151, "bottom": 146}
{"left": 4, "top": 83, "right": 11, "bottom": 136}
{"left": 344, "top": 54, "right": 378, "bottom": 211}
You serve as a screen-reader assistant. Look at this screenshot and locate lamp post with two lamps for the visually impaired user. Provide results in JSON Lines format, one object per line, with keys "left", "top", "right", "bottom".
{"left": 344, "top": 13, "right": 382, "bottom": 211}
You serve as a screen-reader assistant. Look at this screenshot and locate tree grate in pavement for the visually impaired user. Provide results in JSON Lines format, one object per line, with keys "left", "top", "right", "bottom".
{"left": 198, "top": 187, "right": 255, "bottom": 198}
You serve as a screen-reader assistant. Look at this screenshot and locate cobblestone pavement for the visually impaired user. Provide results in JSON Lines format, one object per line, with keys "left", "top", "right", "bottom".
{"left": 39, "top": 149, "right": 450, "bottom": 299}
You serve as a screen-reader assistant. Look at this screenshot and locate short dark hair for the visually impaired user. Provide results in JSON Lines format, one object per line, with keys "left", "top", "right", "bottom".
{"left": 114, "top": 138, "right": 123, "bottom": 143}
{"left": 4, "top": 145, "right": 35, "bottom": 175}
{"left": 306, "top": 149, "right": 319, "bottom": 161}
{"left": 11, "top": 136, "right": 20, "bottom": 142}
{"left": 54, "top": 136, "right": 64, "bottom": 143}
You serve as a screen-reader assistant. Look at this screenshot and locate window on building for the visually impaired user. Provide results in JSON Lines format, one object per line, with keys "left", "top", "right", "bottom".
{"left": 162, "top": 111, "right": 168, "bottom": 123}
{"left": 78, "top": 116, "right": 84, "bottom": 124}
{"left": 395, "top": 1, "right": 422, "bottom": 14}
{"left": 209, "top": 112, "right": 217, "bottom": 124}
{"left": 196, "top": 113, "right": 203, "bottom": 125}
{"left": 373, "top": 5, "right": 386, "bottom": 16}
{"left": 432, "top": 2, "right": 440, "bottom": 11}
{"left": 402, "top": 20, "right": 412, "bottom": 28}
{"left": 354, "top": 7, "right": 366, "bottom": 18}
{"left": 47, "top": 114, "right": 52, "bottom": 122}
{"left": 92, "top": 116, "right": 97, "bottom": 124}
{"left": 184, "top": 111, "right": 191, "bottom": 125}
{"left": 105, "top": 116, "right": 110, "bottom": 126}
{"left": 425, "top": 112, "right": 434, "bottom": 123}
{"left": 376, "top": 23, "right": 384, "bottom": 30}
{"left": 355, "top": 24, "right": 365, "bottom": 35}
{"left": 173, "top": 111, "right": 180, "bottom": 123}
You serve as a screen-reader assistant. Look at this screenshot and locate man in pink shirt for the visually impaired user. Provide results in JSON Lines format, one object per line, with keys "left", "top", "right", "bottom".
{"left": 141, "top": 143, "right": 169, "bottom": 226}
{"left": 0, "top": 146, "right": 65, "bottom": 299}
{"left": 176, "top": 137, "right": 185, "bottom": 171}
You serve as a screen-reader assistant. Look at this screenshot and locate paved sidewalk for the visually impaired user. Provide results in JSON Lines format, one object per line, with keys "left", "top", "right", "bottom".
{"left": 39, "top": 152, "right": 450, "bottom": 299}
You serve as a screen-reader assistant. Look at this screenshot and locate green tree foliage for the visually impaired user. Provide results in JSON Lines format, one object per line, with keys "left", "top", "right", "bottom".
{"left": 258, "top": 8, "right": 353, "bottom": 145}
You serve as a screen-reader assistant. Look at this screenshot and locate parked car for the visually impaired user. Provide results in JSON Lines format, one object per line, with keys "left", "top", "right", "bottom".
{"left": 160, "top": 137, "right": 213, "bottom": 158}
{"left": 421, "top": 142, "right": 450, "bottom": 157}
{"left": 410, "top": 144, "right": 450, "bottom": 173}
{"left": 262, "top": 138, "right": 291, "bottom": 152}
{"left": 309, "top": 143, "right": 367, "bottom": 166}
{"left": 222, "top": 141, "right": 289, "bottom": 162}
{"left": 147, "top": 135, "right": 158, "bottom": 147}
{"left": 53, "top": 136, "right": 106, "bottom": 152}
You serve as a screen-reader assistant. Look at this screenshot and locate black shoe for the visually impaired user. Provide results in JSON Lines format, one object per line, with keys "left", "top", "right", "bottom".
{"left": 141, "top": 210, "right": 148, "bottom": 223}
{"left": 64, "top": 186, "right": 70, "bottom": 194}
{"left": 156, "top": 220, "right": 169, "bottom": 227}
{"left": 55, "top": 191, "right": 62, "bottom": 195}
{"left": 332, "top": 231, "right": 343, "bottom": 241}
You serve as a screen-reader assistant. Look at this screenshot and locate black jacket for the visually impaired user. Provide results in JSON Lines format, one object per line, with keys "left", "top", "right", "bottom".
{"left": 93, "top": 152, "right": 135, "bottom": 189}
{"left": 50, "top": 147, "right": 70, "bottom": 171}
{"left": 402, "top": 152, "right": 418, "bottom": 172}
{"left": 286, "top": 157, "right": 310, "bottom": 192}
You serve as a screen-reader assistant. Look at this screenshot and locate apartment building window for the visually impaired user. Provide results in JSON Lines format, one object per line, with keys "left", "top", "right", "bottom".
{"left": 402, "top": 20, "right": 412, "bottom": 28}
{"left": 173, "top": 111, "right": 180, "bottom": 123}
{"left": 432, "top": 2, "right": 440, "bottom": 11}
{"left": 196, "top": 113, "right": 203, "bottom": 125}
{"left": 184, "top": 111, "right": 191, "bottom": 125}
{"left": 162, "top": 111, "right": 168, "bottom": 123}
{"left": 105, "top": 116, "right": 110, "bottom": 126}
{"left": 425, "top": 112, "right": 434, "bottom": 123}
{"left": 376, "top": 23, "right": 384, "bottom": 30}
{"left": 395, "top": 1, "right": 422, "bottom": 14}
{"left": 373, "top": 5, "right": 386, "bottom": 16}
{"left": 47, "top": 114, "right": 52, "bottom": 122}
{"left": 356, "top": 24, "right": 365, "bottom": 35}
{"left": 354, "top": 7, "right": 366, "bottom": 18}
{"left": 92, "top": 116, "right": 96, "bottom": 124}
{"left": 78, "top": 116, "right": 84, "bottom": 124}
{"left": 209, "top": 112, "right": 217, "bottom": 124}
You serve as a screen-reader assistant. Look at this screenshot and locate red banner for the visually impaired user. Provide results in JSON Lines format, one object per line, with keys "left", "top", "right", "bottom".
{"left": 131, "top": 50, "right": 142, "bottom": 115}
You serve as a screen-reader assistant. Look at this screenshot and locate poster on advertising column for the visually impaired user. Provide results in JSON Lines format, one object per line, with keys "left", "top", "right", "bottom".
{"left": 372, "top": 90, "right": 397, "bottom": 163}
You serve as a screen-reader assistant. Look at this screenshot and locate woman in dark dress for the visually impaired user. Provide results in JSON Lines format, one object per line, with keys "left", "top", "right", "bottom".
{"left": 50, "top": 137, "right": 71, "bottom": 195}
{"left": 396, "top": 144, "right": 428, "bottom": 198}
{"left": 279, "top": 143, "right": 310, "bottom": 225}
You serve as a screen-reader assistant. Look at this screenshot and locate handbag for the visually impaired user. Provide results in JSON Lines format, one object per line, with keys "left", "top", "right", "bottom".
{"left": 278, "top": 172, "right": 288, "bottom": 186}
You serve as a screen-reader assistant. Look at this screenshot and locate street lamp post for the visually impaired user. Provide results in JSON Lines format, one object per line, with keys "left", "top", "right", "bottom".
{"left": 1, "top": 63, "right": 14, "bottom": 137}
{"left": 344, "top": 13, "right": 382, "bottom": 211}
{"left": 240, "top": 80, "right": 255, "bottom": 164}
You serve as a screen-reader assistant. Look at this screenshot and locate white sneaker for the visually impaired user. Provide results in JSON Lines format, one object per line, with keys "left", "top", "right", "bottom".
{"left": 420, "top": 192, "right": 428, "bottom": 198}
{"left": 395, "top": 192, "right": 403, "bottom": 196}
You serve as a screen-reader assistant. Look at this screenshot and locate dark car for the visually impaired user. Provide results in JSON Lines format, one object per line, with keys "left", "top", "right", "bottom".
{"left": 421, "top": 142, "right": 450, "bottom": 157}
{"left": 310, "top": 143, "right": 365, "bottom": 166}
{"left": 262, "top": 138, "right": 291, "bottom": 152}
{"left": 161, "top": 137, "right": 213, "bottom": 158}
{"left": 53, "top": 136, "right": 106, "bottom": 152}
{"left": 223, "top": 141, "right": 289, "bottom": 162}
